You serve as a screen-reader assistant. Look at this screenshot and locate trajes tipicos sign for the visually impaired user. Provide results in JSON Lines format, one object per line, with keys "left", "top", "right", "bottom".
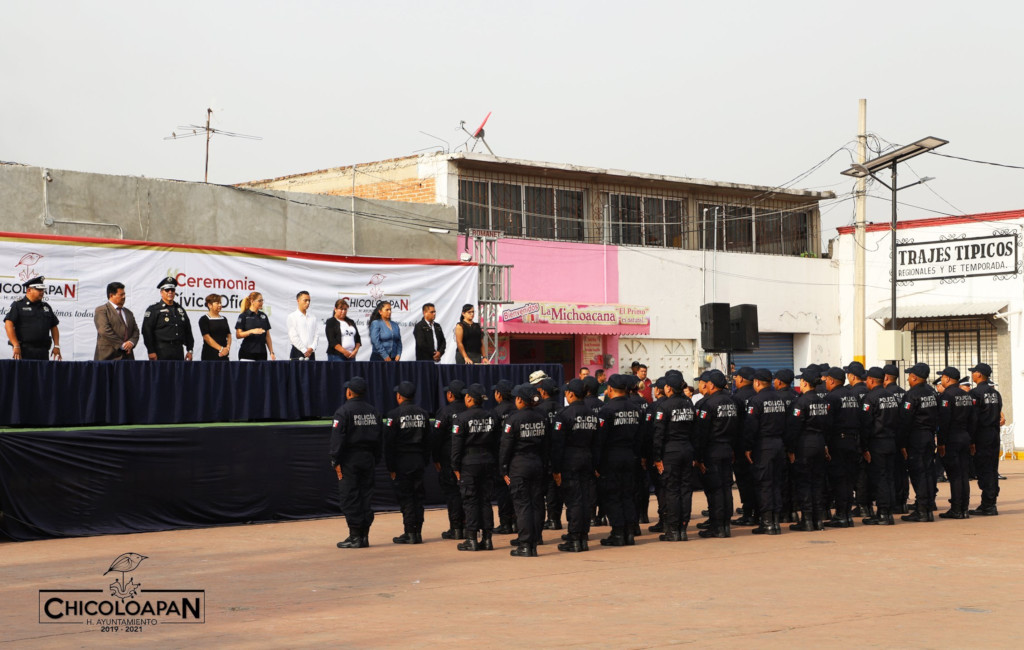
{"left": 896, "top": 232, "right": 1020, "bottom": 282}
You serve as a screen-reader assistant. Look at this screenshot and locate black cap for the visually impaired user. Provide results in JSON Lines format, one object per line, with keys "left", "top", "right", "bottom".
{"left": 565, "top": 379, "right": 586, "bottom": 397}
{"left": 753, "top": 368, "right": 773, "bottom": 382}
{"left": 665, "top": 369, "right": 684, "bottom": 380}
{"left": 794, "top": 368, "right": 818, "bottom": 382}
{"left": 696, "top": 371, "right": 711, "bottom": 383}
{"left": 581, "top": 376, "right": 599, "bottom": 395}
{"left": 906, "top": 363, "right": 930, "bottom": 379}
{"left": 939, "top": 366, "right": 961, "bottom": 381}
{"left": 654, "top": 377, "right": 667, "bottom": 390}
{"left": 734, "top": 366, "right": 755, "bottom": 380}
{"left": 665, "top": 374, "right": 684, "bottom": 392}
{"left": 492, "top": 379, "right": 513, "bottom": 396}
{"left": 344, "top": 376, "right": 368, "bottom": 394}
{"left": 445, "top": 379, "right": 466, "bottom": 398}
{"left": 882, "top": 364, "right": 900, "bottom": 377}
{"left": 512, "top": 383, "right": 538, "bottom": 402}
{"left": 866, "top": 367, "right": 885, "bottom": 380}
{"left": 825, "top": 367, "right": 846, "bottom": 382}
{"left": 393, "top": 381, "right": 415, "bottom": 398}
{"left": 465, "top": 383, "right": 488, "bottom": 403}
{"left": 23, "top": 275, "right": 45, "bottom": 290}
{"left": 968, "top": 363, "right": 992, "bottom": 377}
{"left": 773, "top": 369, "right": 794, "bottom": 385}
{"left": 932, "top": 377, "right": 942, "bottom": 386}
{"left": 843, "top": 361, "right": 866, "bottom": 379}
{"left": 608, "top": 373, "right": 635, "bottom": 391}
{"left": 157, "top": 276, "right": 177, "bottom": 290}
{"left": 539, "top": 377, "right": 559, "bottom": 395}
{"left": 706, "top": 370, "right": 728, "bottom": 388}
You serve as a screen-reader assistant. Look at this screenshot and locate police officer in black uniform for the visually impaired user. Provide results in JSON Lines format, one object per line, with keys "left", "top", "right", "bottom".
{"left": 696, "top": 370, "right": 740, "bottom": 539}
{"left": 743, "top": 368, "right": 792, "bottom": 535}
{"left": 330, "top": 376, "right": 383, "bottom": 548}
{"left": 968, "top": 363, "right": 1004, "bottom": 516}
{"left": 731, "top": 367, "right": 759, "bottom": 527}
{"left": 652, "top": 374, "right": 697, "bottom": 541}
{"left": 452, "top": 383, "right": 498, "bottom": 551}
{"left": 4, "top": 276, "right": 61, "bottom": 360}
{"left": 786, "top": 367, "right": 832, "bottom": 531}
{"left": 432, "top": 379, "right": 467, "bottom": 539}
{"left": 552, "top": 379, "right": 600, "bottom": 552}
{"left": 501, "top": 383, "right": 549, "bottom": 557}
{"left": 899, "top": 363, "right": 939, "bottom": 522}
{"left": 822, "top": 366, "right": 860, "bottom": 528}
{"left": 883, "top": 364, "right": 911, "bottom": 513}
{"left": 772, "top": 369, "right": 798, "bottom": 522}
{"left": 536, "top": 378, "right": 564, "bottom": 531}
{"left": 582, "top": 376, "right": 603, "bottom": 413}
{"left": 595, "top": 374, "right": 644, "bottom": 547}
{"left": 384, "top": 381, "right": 431, "bottom": 545}
{"left": 490, "top": 379, "right": 518, "bottom": 534}
{"left": 843, "top": 361, "right": 872, "bottom": 518}
{"left": 860, "top": 367, "right": 901, "bottom": 526}
{"left": 936, "top": 366, "right": 974, "bottom": 519}
{"left": 141, "top": 277, "right": 194, "bottom": 360}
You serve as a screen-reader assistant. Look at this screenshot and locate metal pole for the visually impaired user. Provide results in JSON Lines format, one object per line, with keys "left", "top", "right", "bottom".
{"left": 351, "top": 164, "right": 357, "bottom": 255}
{"left": 204, "top": 108, "right": 212, "bottom": 183}
{"left": 854, "top": 99, "right": 867, "bottom": 364}
{"left": 890, "top": 160, "right": 898, "bottom": 330}
{"left": 713, "top": 207, "right": 719, "bottom": 302}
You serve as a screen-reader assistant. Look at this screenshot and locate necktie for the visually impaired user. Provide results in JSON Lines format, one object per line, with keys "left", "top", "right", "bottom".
{"left": 117, "top": 307, "right": 128, "bottom": 342}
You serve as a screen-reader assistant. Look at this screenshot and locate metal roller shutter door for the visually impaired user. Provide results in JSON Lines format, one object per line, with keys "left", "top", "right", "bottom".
{"left": 731, "top": 333, "right": 794, "bottom": 372}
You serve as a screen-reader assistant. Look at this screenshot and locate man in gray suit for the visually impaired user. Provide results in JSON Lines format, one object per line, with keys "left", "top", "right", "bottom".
{"left": 94, "top": 281, "right": 141, "bottom": 360}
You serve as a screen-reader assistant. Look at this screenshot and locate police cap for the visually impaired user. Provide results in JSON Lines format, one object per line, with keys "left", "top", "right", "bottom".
{"left": 344, "top": 376, "right": 368, "bottom": 395}
{"left": 866, "top": 367, "right": 885, "bottom": 380}
{"left": 512, "top": 383, "right": 538, "bottom": 402}
{"left": 882, "top": 364, "right": 900, "bottom": 377}
{"left": 968, "top": 363, "right": 992, "bottom": 377}
{"left": 773, "top": 368, "right": 794, "bottom": 385}
{"left": 565, "top": 378, "right": 586, "bottom": 397}
{"left": 464, "top": 383, "right": 489, "bottom": 403}
{"left": 23, "top": 276, "right": 45, "bottom": 290}
{"left": 393, "top": 380, "right": 416, "bottom": 398}
{"left": 825, "top": 366, "right": 846, "bottom": 382}
{"left": 157, "top": 276, "right": 177, "bottom": 291}
{"left": 906, "top": 363, "right": 930, "bottom": 380}
{"left": 734, "top": 366, "right": 755, "bottom": 380}
{"left": 445, "top": 379, "right": 466, "bottom": 398}
{"left": 491, "top": 379, "right": 514, "bottom": 396}
{"left": 939, "top": 366, "right": 961, "bottom": 381}
{"left": 706, "top": 370, "right": 728, "bottom": 389}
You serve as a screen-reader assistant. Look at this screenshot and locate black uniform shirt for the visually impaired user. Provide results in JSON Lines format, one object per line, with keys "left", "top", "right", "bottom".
{"left": 969, "top": 381, "right": 1003, "bottom": 436}
{"left": 786, "top": 390, "right": 831, "bottom": 452}
{"left": 742, "top": 388, "right": 790, "bottom": 452}
{"left": 431, "top": 400, "right": 467, "bottom": 464}
{"left": 584, "top": 395, "right": 603, "bottom": 414}
{"left": 329, "top": 396, "right": 382, "bottom": 466}
{"left": 451, "top": 406, "right": 498, "bottom": 470}
{"left": 4, "top": 297, "right": 59, "bottom": 347}
{"left": 499, "top": 407, "right": 549, "bottom": 475}
{"left": 596, "top": 396, "right": 644, "bottom": 471}
{"left": 695, "top": 391, "right": 739, "bottom": 461}
{"left": 824, "top": 384, "right": 862, "bottom": 447}
{"left": 938, "top": 384, "right": 975, "bottom": 446}
{"left": 383, "top": 402, "right": 430, "bottom": 472}
{"left": 551, "top": 400, "right": 600, "bottom": 473}
{"left": 860, "top": 386, "right": 900, "bottom": 451}
{"left": 142, "top": 300, "right": 194, "bottom": 352}
{"left": 235, "top": 310, "right": 271, "bottom": 357}
{"left": 899, "top": 383, "right": 939, "bottom": 444}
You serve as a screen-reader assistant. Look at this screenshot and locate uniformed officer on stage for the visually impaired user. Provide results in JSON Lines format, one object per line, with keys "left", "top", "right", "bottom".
{"left": 936, "top": 366, "right": 973, "bottom": 519}
{"left": 4, "top": 276, "right": 61, "bottom": 360}
{"left": 330, "top": 376, "right": 383, "bottom": 549}
{"left": 899, "top": 363, "right": 939, "bottom": 522}
{"left": 141, "top": 276, "right": 194, "bottom": 360}
{"left": 967, "top": 363, "right": 1004, "bottom": 516}
{"left": 384, "top": 381, "right": 431, "bottom": 545}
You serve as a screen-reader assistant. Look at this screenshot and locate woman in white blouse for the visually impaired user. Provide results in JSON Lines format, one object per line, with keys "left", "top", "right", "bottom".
{"left": 325, "top": 299, "right": 361, "bottom": 361}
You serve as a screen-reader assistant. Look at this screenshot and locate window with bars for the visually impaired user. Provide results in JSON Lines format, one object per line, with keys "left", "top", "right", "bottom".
{"left": 458, "top": 177, "right": 585, "bottom": 241}
{"left": 906, "top": 318, "right": 999, "bottom": 387}
{"left": 609, "top": 194, "right": 686, "bottom": 247}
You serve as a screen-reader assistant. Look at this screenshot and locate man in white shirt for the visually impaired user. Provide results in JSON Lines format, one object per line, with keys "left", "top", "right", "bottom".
{"left": 287, "top": 291, "right": 320, "bottom": 360}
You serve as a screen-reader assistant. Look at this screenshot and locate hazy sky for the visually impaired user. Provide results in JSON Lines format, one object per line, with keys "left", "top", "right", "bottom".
{"left": 3, "top": 1, "right": 1022, "bottom": 242}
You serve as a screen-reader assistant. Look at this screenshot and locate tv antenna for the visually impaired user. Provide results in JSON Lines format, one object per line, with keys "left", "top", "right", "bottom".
{"left": 165, "top": 107, "right": 262, "bottom": 182}
{"left": 459, "top": 111, "right": 494, "bottom": 155}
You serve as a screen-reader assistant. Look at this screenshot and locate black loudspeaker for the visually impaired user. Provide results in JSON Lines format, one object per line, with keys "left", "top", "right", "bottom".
{"left": 700, "top": 303, "right": 731, "bottom": 352}
{"left": 730, "top": 304, "right": 759, "bottom": 352}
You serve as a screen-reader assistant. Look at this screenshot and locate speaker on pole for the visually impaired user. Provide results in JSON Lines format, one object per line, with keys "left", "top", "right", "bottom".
{"left": 700, "top": 302, "right": 731, "bottom": 352}
{"left": 730, "top": 304, "right": 759, "bottom": 352}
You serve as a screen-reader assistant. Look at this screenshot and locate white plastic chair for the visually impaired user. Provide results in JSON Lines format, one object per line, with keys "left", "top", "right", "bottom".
{"left": 1000, "top": 424, "right": 1015, "bottom": 460}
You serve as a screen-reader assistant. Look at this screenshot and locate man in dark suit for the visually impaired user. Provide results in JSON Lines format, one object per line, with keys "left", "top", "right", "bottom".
{"left": 94, "top": 281, "right": 140, "bottom": 360}
{"left": 413, "top": 302, "right": 446, "bottom": 362}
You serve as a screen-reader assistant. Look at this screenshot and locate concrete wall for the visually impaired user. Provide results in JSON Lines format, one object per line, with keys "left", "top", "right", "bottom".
{"left": 0, "top": 163, "right": 458, "bottom": 260}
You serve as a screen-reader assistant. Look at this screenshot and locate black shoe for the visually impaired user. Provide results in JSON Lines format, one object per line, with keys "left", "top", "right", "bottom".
{"left": 648, "top": 521, "right": 664, "bottom": 533}
{"left": 493, "top": 522, "right": 516, "bottom": 535}
{"left": 789, "top": 516, "right": 814, "bottom": 532}
{"left": 557, "top": 538, "right": 586, "bottom": 552}
{"left": 696, "top": 521, "right": 711, "bottom": 530}
{"left": 938, "top": 509, "right": 958, "bottom": 519}
{"left": 392, "top": 533, "right": 411, "bottom": 544}
{"left": 479, "top": 534, "right": 493, "bottom": 550}
{"left": 825, "top": 516, "right": 851, "bottom": 529}
{"left": 998, "top": 474, "right": 1007, "bottom": 480}
{"left": 659, "top": 529, "right": 685, "bottom": 542}
{"left": 697, "top": 526, "right": 728, "bottom": 539}
{"left": 779, "top": 512, "right": 794, "bottom": 524}
{"left": 441, "top": 528, "right": 465, "bottom": 540}
{"left": 968, "top": 504, "right": 998, "bottom": 516}
{"left": 632, "top": 523, "right": 642, "bottom": 536}
{"left": 624, "top": 532, "right": 636, "bottom": 546}
{"left": 457, "top": 536, "right": 479, "bottom": 551}
{"left": 600, "top": 528, "right": 627, "bottom": 546}
{"left": 751, "top": 516, "right": 772, "bottom": 535}
{"left": 865, "top": 509, "right": 894, "bottom": 525}
{"left": 543, "top": 519, "right": 562, "bottom": 530}
{"left": 638, "top": 512, "right": 650, "bottom": 524}
{"left": 510, "top": 544, "right": 537, "bottom": 557}
{"left": 730, "top": 515, "right": 758, "bottom": 527}
{"left": 850, "top": 505, "right": 863, "bottom": 517}
{"left": 901, "top": 509, "right": 934, "bottom": 522}
{"left": 337, "top": 533, "right": 369, "bottom": 549}
{"left": 701, "top": 509, "right": 710, "bottom": 517}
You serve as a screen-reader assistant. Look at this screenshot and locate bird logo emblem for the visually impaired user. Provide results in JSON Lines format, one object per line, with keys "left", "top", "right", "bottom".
{"left": 15, "top": 252, "right": 44, "bottom": 281}
{"left": 104, "top": 552, "right": 147, "bottom": 601}
{"left": 367, "top": 273, "right": 387, "bottom": 300}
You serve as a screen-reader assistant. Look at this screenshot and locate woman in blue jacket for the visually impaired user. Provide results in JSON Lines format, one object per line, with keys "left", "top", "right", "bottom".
{"left": 369, "top": 301, "right": 402, "bottom": 362}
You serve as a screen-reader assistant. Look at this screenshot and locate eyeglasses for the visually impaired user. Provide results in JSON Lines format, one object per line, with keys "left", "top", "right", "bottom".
{"left": 162, "top": 288, "right": 176, "bottom": 293}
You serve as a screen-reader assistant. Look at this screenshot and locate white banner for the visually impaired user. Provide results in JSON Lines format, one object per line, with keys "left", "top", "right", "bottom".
{"left": 0, "top": 233, "right": 477, "bottom": 362}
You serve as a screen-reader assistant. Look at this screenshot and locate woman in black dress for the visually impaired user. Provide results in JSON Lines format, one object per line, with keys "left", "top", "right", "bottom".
{"left": 455, "top": 303, "right": 484, "bottom": 364}
{"left": 198, "top": 293, "right": 231, "bottom": 360}
{"left": 235, "top": 291, "right": 276, "bottom": 361}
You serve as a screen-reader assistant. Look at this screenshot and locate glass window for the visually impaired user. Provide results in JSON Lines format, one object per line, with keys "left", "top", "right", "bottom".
{"left": 556, "top": 190, "right": 584, "bottom": 242}
{"left": 525, "top": 186, "right": 554, "bottom": 239}
{"left": 491, "top": 183, "right": 522, "bottom": 236}
{"left": 458, "top": 180, "right": 489, "bottom": 231}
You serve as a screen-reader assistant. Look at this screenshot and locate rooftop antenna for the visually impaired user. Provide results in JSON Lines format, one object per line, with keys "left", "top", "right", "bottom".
{"left": 165, "top": 107, "right": 262, "bottom": 182}
{"left": 459, "top": 111, "right": 494, "bottom": 155}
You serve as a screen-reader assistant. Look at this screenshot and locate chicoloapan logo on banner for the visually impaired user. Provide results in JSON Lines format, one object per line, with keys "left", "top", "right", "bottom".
{"left": 340, "top": 274, "right": 411, "bottom": 315}
{"left": 1, "top": 251, "right": 79, "bottom": 301}
{"left": 38, "top": 552, "right": 205, "bottom": 633}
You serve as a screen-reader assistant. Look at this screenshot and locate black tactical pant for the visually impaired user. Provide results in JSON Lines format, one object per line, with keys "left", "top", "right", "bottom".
{"left": 509, "top": 455, "right": 545, "bottom": 545}
{"left": 792, "top": 440, "right": 827, "bottom": 515}
{"left": 733, "top": 453, "right": 758, "bottom": 517}
{"left": 942, "top": 436, "right": 972, "bottom": 512}
{"left": 598, "top": 459, "right": 637, "bottom": 528}
{"left": 495, "top": 470, "right": 516, "bottom": 525}
{"left": 752, "top": 438, "right": 785, "bottom": 517}
{"left": 702, "top": 455, "right": 734, "bottom": 529}
{"left": 827, "top": 436, "right": 861, "bottom": 515}
{"left": 906, "top": 432, "right": 937, "bottom": 510}
{"left": 459, "top": 462, "right": 495, "bottom": 534}
{"left": 562, "top": 465, "right": 594, "bottom": 537}
{"left": 662, "top": 444, "right": 695, "bottom": 529}
{"left": 392, "top": 456, "right": 426, "bottom": 533}
{"left": 338, "top": 450, "right": 376, "bottom": 531}
{"left": 437, "top": 456, "right": 465, "bottom": 530}
{"left": 545, "top": 475, "right": 563, "bottom": 523}
{"left": 975, "top": 431, "right": 1001, "bottom": 505}
{"left": 867, "top": 443, "right": 896, "bottom": 510}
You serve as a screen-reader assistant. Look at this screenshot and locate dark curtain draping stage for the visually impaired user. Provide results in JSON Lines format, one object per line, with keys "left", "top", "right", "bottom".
{"left": 0, "top": 361, "right": 563, "bottom": 541}
{"left": 0, "top": 360, "right": 562, "bottom": 427}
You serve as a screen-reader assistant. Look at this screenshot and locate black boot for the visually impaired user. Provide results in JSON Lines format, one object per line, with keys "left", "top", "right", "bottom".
{"left": 659, "top": 528, "right": 684, "bottom": 542}
{"left": 392, "top": 532, "right": 412, "bottom": 544}
{"left": 865, "top": 507, "right": 894, "bottom": 525}
{"left": 493, "top": 521, "right": 516, "bottom": 535}
{"left": 543, "top": 518, "right": 562, "bottom": 530}
{"left": 648, "top": 520, "right": 664, "bottom": 533}
{"left": 441, "top": 527, "right": 465, "bottom": 540}
{"left": 769, "top": 513, "right": 782, "bottom": 535}
{"left": 813, "top": 510, "right": 825, "bottom": 531}
{"left": 968, "top": 503, "right": 998, "bottom": 516}
{"left": 479, "top": 532, "right": 493, "bottom": 550}
{"left": 902, "top": 504, "right": 934, "bottom": 522}
{"left": 624, "top": 528, "right": 637, "bottom": 546}
{"left": 600, "top": 527, "right": 627, "bottom": 546}
{"left": 510, "top": 543, "right": 537, "bottom": 557}
{"left": 789, "top": 513, "right": 814, "bottom": 532}
{"left": 457, "top": 532, "right": 479, "bottom": 551}
{"left": 731, "top": 513, "right": 758, "bottom": 526}
{"left": 860, "top": 504, "right": 877, "bottom": 525}
{"left": 557, "top": 534, "right": 587, "bottom": 552}
{"left": 409, "top": 530, "right": 423, "bottom": 544}
{"left": 680, "top": 522, "right": 689, "bottom": 541}
{"left": 752, "top": 514, "right": 772, "bottom": 535}
{"left": 698, "top": 524, "right": 728, "bottom": 539}
{"left": 337, "top": 528, "right": 369, "bottom": 548}
{"left": 696, "top": 520, "right": 711, "bottom": 530}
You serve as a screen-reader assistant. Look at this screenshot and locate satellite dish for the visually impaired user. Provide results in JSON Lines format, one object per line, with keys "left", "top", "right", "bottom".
{"left": 460, "top": 112, "right": 495, "bottom": 155}
{"left": 473, "top": 111, "right": 491, "bottom": 138}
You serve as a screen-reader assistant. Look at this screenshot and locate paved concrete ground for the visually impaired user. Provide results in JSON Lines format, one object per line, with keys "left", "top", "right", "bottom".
{"left": 3, "top": 463, "right": 1022, "bottom": 648}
